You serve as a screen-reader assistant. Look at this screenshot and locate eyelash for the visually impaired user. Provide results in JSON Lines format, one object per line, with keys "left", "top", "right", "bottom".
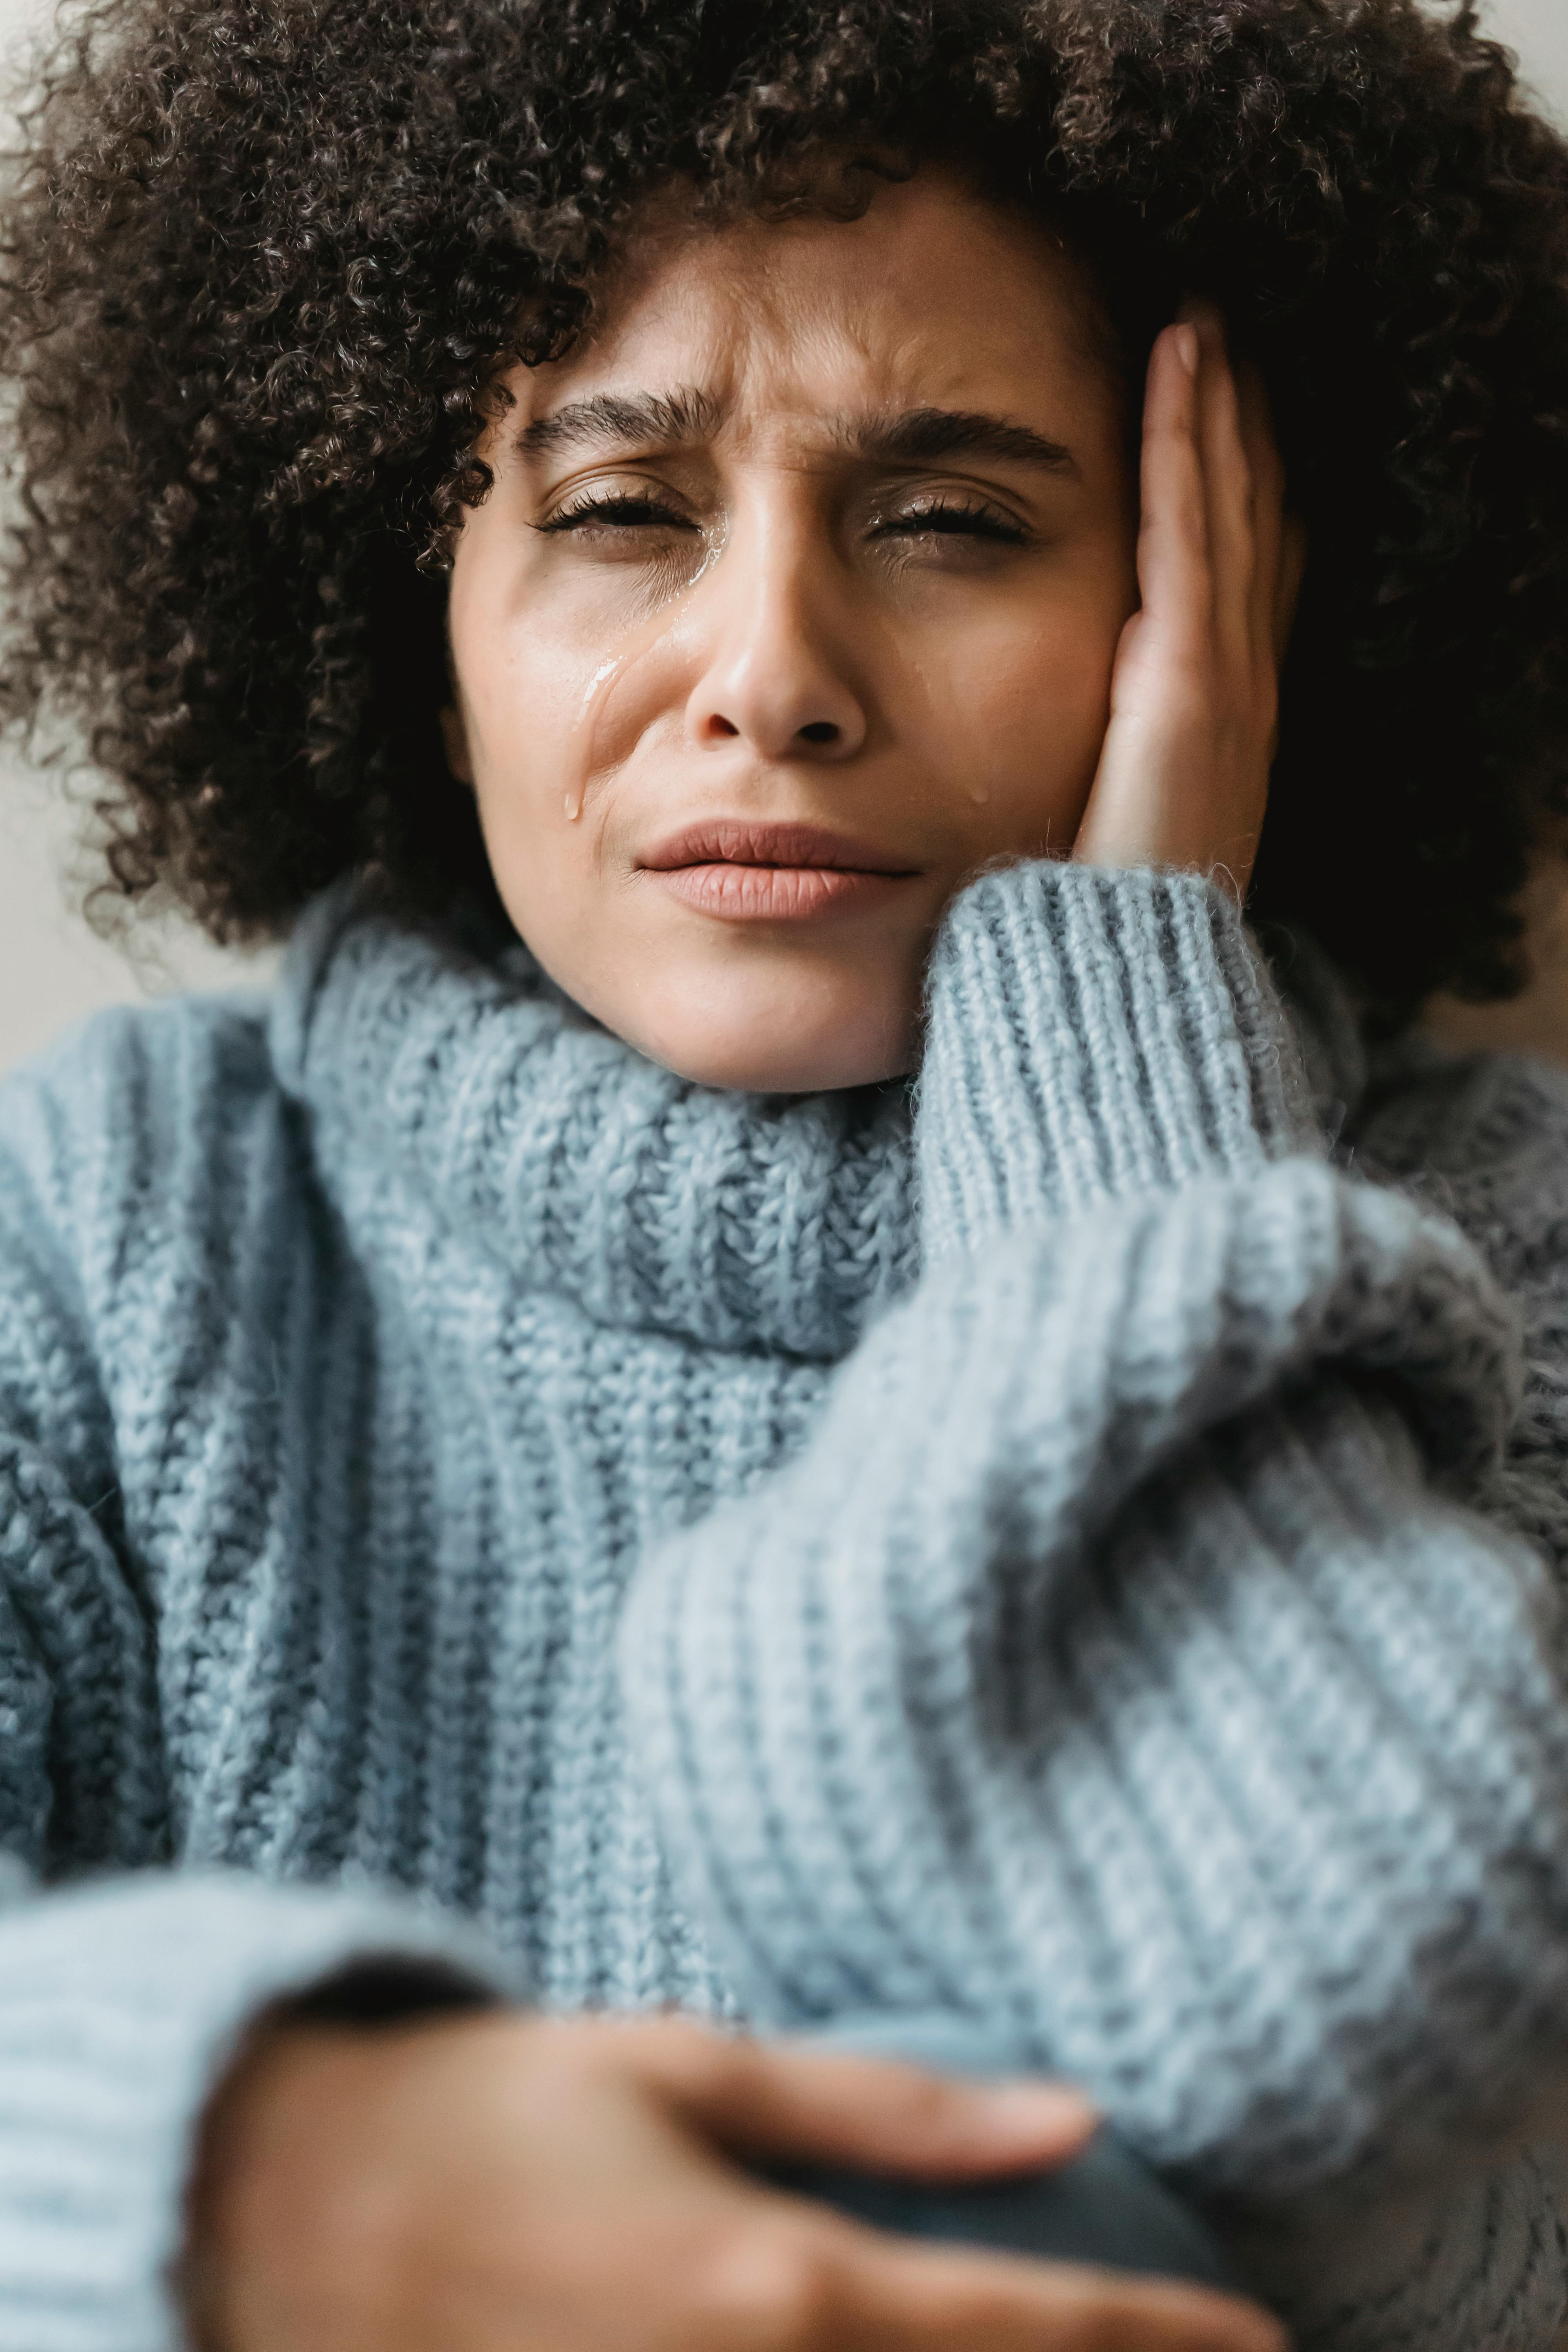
{"left": 873, "top": 495, "right": 1027, "bottom": 546}
{"left": 535, "top": 488, "right": 1028, "bottom": 545}
{"left": 534, "top": 490, "right": 695, "bottom": 535}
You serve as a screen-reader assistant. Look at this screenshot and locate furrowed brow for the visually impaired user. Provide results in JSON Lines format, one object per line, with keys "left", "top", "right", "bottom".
{"left": 847, "top": 407, "right": 1077, "bottom": 475}
{"left": 516, "top": 386, "right": 724, "bottom": 460}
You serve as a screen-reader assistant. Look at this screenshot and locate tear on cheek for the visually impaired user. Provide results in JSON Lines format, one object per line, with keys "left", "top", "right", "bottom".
{"left": 560, "top": 595, "right": 711, "bottom": 820}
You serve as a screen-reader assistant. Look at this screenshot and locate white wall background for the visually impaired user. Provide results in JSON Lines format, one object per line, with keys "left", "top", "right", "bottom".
{"left": 0, "top": 0, "right": 1564, "bottom": 1076}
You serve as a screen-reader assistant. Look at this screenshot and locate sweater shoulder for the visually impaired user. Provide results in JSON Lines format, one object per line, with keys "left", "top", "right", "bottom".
{"left": 1356, "top": 1042, "right": 1568, "bottom": 1563}
{"left": 0, "top": 991, "right": 317, "bottom": 1455}
{"left": 1352, "top": 1041, "right": 1568, "bottom": 1282}
{"left": 0, "top": 987, "right": 288, "bottom": 1236}
{"left": 0, "top": 982, "right": 277, "bottom": 1115}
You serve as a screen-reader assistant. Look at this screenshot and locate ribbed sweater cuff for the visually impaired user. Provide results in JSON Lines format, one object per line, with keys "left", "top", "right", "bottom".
{"left": 917, "top": 861, "right": 1316, "bottom": 1261}
{"left": 0, "top": 1870, "right": 517, "bottom": 2352}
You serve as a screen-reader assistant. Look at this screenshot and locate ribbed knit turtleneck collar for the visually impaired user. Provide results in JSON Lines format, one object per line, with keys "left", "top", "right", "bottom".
{"left": 269, "top": 880, "right": 1370, "bottom": 1361}
{"left": 269, "top": 883, "right": 918, "bottom": 1361}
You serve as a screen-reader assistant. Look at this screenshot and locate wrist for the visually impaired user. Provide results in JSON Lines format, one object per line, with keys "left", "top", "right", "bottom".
{"left": 179, "top": 2016, "right": 337, "bottom": 2352}
{"left": 916, "top": 859, "right": 1314, "bottom": 1262}
{"left": 180, "top": 1972, "right": 506, "bottom": 2351}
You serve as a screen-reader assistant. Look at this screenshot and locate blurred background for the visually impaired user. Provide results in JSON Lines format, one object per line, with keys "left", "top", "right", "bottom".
{"left": 0, "top": 0, "right": 1565, "bottom": 1078}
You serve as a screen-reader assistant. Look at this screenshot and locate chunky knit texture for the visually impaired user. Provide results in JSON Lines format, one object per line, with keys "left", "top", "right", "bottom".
{"left": 4, "top": 859, "right": 1568, "bottom": 2348}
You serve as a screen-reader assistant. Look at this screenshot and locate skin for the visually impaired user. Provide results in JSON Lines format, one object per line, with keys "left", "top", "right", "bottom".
{"left": 191, "top": 2013, "right": 1284, "bottom": 2352}
{"left": 193, "top": 173, "right": 1300, "bottom": 2350}
{"left": 445, "top": 167, "right": 1300, "bottom": 1092}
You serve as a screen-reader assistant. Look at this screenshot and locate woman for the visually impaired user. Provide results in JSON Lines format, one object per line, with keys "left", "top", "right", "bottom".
{"left": 3, "top": 0, "right": 1568, "bottom": 2345}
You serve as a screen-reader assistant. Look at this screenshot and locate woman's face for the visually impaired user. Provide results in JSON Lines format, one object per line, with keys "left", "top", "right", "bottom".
{"left": 446, "top": 168, "right": 1140, "bottom": 1090}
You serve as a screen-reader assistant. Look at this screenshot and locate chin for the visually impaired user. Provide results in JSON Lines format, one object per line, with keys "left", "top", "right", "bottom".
{"left": 632, "top": 1001, "right": 916, "bottom": 1095}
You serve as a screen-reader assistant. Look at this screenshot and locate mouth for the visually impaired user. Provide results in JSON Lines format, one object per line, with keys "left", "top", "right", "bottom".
{"left": 637, "top": 820, "right": 922, "bottom": 924}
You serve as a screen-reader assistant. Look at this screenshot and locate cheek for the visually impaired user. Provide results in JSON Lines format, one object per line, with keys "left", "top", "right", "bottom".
{"left": 452, "top": 534, "right": 697, "bottom": 838}
{"left": 450, "top": 549, "right": 589, "bottom": 818}
{"left": 448, "top": 558, "right": 607, "bottom": 969}
{"left": 907, "top": 583, "right": 1129, "bottom": 831}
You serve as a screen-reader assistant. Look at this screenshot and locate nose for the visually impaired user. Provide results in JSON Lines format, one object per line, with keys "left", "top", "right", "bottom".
{"left": 684, "top": 514, "right": 868, "bottom": 762}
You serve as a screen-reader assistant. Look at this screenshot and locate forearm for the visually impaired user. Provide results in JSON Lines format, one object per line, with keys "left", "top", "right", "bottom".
{"left": 621, "top": 859, "right": 1568, "bottom": 2201}
{"left": 623, "top": 1284, "right": 1568, "bottom": 2168}
{"left": 0, "top": 1868, "right": 516, "bottom": 2352}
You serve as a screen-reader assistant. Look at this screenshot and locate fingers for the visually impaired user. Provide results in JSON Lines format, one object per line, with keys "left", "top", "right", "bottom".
{"left": 630, "top": 2025, "right": 1285, "bottom": 2350}
{"left": 1075, "top": 301, "right": 1299, "bottom": 891}
{"left": 1187, "top": 304, "right": 1256, "bottom": 671}
{"left": 1182, "top": 303, "right": 1298, "bottom": 683}
{"left": 1129, "top": 306, "right": 1288, "bottom": 681}
{"left": 1232, "top": 356, "right": 1279, "bottom": 664}
{"left": 794, "top": 2227, "right": 1288, "bottom": 2352}
{"left": 630, "top": 2018, "right": 1098, "bottom": 2181}
{"left": 1232, "top": 347, "right": 1296, "bottom": 683}
{"left": 1131, "top": 317, "right": 1211, "bottom": 679}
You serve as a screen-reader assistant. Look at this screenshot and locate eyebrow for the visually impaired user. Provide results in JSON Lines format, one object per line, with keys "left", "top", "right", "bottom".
{"left": 515, "top": 389, "right": 1076, "bottom": 475}
{"left": 842, "top": 407, "right": 1076, "bottom": 475}
{"left": 516, "top": 387, "right": 724, "bottom": 459}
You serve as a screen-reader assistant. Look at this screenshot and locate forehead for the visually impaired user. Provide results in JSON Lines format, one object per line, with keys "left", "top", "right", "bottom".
{"left": 512, "top": 168, "right": 1121, "bottom": 446}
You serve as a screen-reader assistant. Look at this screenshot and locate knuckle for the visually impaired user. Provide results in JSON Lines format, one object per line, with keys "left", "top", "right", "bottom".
{"left": 695, "top": 2029, "right": 778, "bottom": 2114}
{"left": 510, "top": 2010, "right": 603, "bottom": 2089}
{"left": 547, "top": 2010, "right": 743, "bottom": 2113}
{"left": 661, "top": 2011, "right": 736, "bottom": 2070}
{"left": 638, "top": 2012, "right": 746, "bottom": 2096}
{"left": 685, "top": 2223, "right": 838, "bottom": 2352}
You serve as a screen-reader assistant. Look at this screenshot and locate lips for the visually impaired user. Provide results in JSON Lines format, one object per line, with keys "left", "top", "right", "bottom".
{"left": 639, "top": 820, "right": 920, "bottom": 923}
{"left": 639, "top": 820, "right": 916, "bottom": 874}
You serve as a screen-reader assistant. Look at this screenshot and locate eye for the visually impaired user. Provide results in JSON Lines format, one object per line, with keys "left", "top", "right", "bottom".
{"left": 871, "top": 494, "right": 1028, "bottom": 548}
{"left": 535, "top": 488, "right": 701, "bottom": 538}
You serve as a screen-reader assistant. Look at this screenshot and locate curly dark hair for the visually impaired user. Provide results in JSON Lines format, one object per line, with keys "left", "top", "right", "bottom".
{"left": 3, "top": 0, "right": 1567, "bottom": 1017}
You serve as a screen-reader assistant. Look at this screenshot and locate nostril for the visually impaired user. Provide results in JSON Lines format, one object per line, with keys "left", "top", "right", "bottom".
{"left": 798, "top": 721, "right": 839, "bottom": 745}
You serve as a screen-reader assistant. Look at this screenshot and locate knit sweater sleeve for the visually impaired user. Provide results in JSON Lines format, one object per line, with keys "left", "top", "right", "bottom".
{"left": 0, "top": 1048, "right": 518, "bottom": 2352}
{"left": 619, "top": 859, "right": 1568, "bottom": 2339}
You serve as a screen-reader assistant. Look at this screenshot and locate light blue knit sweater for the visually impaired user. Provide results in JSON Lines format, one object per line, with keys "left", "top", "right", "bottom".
{"left": 4, "top": 858, "right": 1568, "bottom": 2349}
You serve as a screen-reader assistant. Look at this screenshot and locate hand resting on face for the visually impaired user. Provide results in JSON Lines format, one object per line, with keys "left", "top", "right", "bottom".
{"left": 1075, "top": 301, "right": 1307, "bottom": 893}
{"left": 445, "top": 178, "right": 1305, "bottom": 1095}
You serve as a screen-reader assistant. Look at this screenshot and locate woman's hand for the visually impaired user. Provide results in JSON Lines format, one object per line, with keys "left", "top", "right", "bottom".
{"left": 1073, "top": 304, "right": 1307, "bottom": 897}
{"left": 186, "top": 2008, "right": 1285, "bottom": 2352}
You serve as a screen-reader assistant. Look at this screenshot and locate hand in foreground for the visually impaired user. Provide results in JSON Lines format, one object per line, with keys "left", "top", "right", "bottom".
{"left": 1073, "top": 303, "right": 1307, "bottom": 897}
{"left": 185, "top": 2008, "right": 1287, "bottom": 2352}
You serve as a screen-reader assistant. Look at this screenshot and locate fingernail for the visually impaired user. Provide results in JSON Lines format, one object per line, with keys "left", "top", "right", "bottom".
{"left": 1173, "top": 323, "right": 1200, "bottom": 377}
{"left": 978, "top": 2080, "right": 1098, "bottom": 2134}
